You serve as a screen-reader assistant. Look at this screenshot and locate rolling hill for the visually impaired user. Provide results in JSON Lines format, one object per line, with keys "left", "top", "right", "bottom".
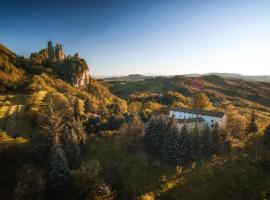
{"left": 107, "top": 75, "right": 270, "bottom": 118}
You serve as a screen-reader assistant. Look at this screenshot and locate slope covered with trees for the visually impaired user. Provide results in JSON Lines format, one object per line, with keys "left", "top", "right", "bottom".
{"left": 1, "top": 43, "right": 270, "bottom": 200}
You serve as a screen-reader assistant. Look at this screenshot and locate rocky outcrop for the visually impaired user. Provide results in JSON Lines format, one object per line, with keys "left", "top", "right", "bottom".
{"left": 47, "top": 41, "right": 65, "bottom": 61}
{"left": 48, "top": 41, "right": 55, "bottom": 60}
{"left": 55, "top": 44, "right": 65, "bottom": 61}
{"left": 74, "top": 69, "right": 90, "bottom": 87}
{"left": 30, "top": 41, "right": 90, "bottom": 87}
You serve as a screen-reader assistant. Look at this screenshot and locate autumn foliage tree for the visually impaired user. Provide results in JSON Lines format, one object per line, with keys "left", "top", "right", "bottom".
{"left": 191, "top": 92, "right": 212, "bottom": 110}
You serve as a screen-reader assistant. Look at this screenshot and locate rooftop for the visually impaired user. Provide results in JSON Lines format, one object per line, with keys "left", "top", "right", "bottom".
{"left": 170, "top": 108, "right": 225, "bottom": 118}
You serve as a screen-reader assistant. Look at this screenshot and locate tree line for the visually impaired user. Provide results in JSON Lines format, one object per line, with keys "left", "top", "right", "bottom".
{"left": 144, "top": 115, "right": 230, "bottom": 165}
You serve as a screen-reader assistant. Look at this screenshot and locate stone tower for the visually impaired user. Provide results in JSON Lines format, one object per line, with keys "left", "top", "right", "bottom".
{"left": 55, "top": 44, "right": 65, "bottom": 61}
{"left": 47, "top": 41, "right": 55, "bottom": 61}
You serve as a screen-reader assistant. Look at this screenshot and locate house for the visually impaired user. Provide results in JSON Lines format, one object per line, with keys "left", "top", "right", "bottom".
{"left": 169, "top": 108, "right": 226, "bottom": 129}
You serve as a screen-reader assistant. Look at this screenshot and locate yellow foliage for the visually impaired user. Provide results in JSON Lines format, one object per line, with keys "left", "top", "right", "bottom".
{"left": 138, "top": 193, "right": 155, "bottom": 200}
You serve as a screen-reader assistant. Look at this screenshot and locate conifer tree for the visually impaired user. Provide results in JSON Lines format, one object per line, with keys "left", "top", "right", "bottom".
{"left": 47, "top": 143, "right": 71, "bottom": 197}
{"left": 63, "top": 128, "right": 81, "bottom": 170}
{"left": 246, "top": 110, "right": 258, "bottom": 134}
{"left": 211, "top": 123, "right": 222, "bottom": 153}
{"left": 144, "top": 115, "right": 167, "bottom": 154}
{"left": 84, "top": 97, "right": 92, "bottom": 113}
{"left": 74, "top": 98, "right": 80, "bottom": 120}
{"left": 36, "top": 94, "right": 66, "bottom": 159}
{"left": 72, "top": 117, "right": 88, "bottom": 152}
{"left": 190, "top": 122, "right": 200, "bottom": 160}
{"left": 126, "top": 113, "right": 145, "bottom": 151}
{"left": 264, "top": 124, "right": 270, "bottom": 149}
{"left": 162, "top": 115, "right": 180, "bottom": 163}
{"left": 201, "top": 124, "right": 213, "bottom": 157}
{"left": 176, "top": 121, "right": 191, "bottom": 164}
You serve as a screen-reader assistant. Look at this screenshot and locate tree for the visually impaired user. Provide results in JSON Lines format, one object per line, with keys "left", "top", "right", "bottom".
{"left": 211, "top": 123, "right": 225, "bottom": 154}
{"left": 63, "top": 127, "right": 81, "bottom": 170}
{"left": 13, "top": 165, "right": 45, "bottom": 200}
{"left": 176, "top": 121, "right": 191, "bottom": 164}
{"left": 162, "top": 116, "right": 180, "bottom": 163}
{"left": 190, "top": 122, "right": 201, "bottom": 160}
{"left": 72, "top": 117, "right": 88, "bottom": 152}
{"left": 191, "top": 92, "right": 212, "bottom": 110}
{"left": 74, "top": 98, "right": 80, "bottom": 119}
{"left": 264, "top": 124, "right": 270, "bottom": 149}
{"left": 246, "top": 110, "right": 258, "bottom": 134}
{"left": 71, "top": 161, "right": 115, "bottom": 200}
{"left": 226, "top": 108, "right": 247, "bottom": 136}
{"left": 140, "top": 109, "right": 152, "bottom": 123}
{"left": 35, "top": 92, "right": 67, "bottom": 158}
{"left": 47, "top": 143, "right": 71, "bottom": 198}
{"left": 144, "top": 115, "right": 167, "bottom": 154}
{"left": 162, "top": 91, "right": 189, "bottom": 106}
{"left": 201, "top": 125, "right": 213, "bottom": 157}
{"left": 84, "top": 97, "right": 92, "bottom": 113}
{"left": 86, "top": 115, "right": 107, "bottom": 133}
{"left": 125, "top": 113, "right": 145, "bottom": 152}
{"left": 107, "top": 114, "right": 126, "bottom": 130}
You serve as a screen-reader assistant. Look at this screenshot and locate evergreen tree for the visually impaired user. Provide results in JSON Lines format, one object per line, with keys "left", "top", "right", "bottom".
{"left": 211, "top": 123, "right": 222, "bottom": 154}
{"left": 264, "top": 124, "right": 270, "bottom": 149}
{"left": 201, "top": 124, "right": 213, "bottom": 158}
{"left": 36, "top": 94, "right": 66, "bottom": 159}
{"left": 144, "top": 115, "right": 167, "bottom": 154}
{"left": 126, "top": 113, "right": 145, "bottom": 150}
{"left": 72, "top": 117, "right": 88, "bottom": 152}
{"left": 162, "top": 116, "right": 180, "bottom": 163}
{"left": 84, "top": 97, "right": 92, "bottom": 113}
{"left": 189, "top": 122, "right": 200, "bottom": 160}
{"left": 63, "top": 128, "right": 81, "bottom": 170}
{"left": 176, "top": 121, "right": 191, "bottom": 164}
{"left": 71, "top": 161, "right": 115, "bottom": 200}
{"left": 74, "top": 98, "right": 80, "bottom": 119}
{"left": 107, "top": 114, "right": 126, "bottom": 130}
{"left": 246, "top": 110, "right": 258, "bottom": 134}
{"left": 47, "top": 143, "right": 71, "bottom": 198}
{"left": 13, "top": 165, "right": 46, "bottom": 200}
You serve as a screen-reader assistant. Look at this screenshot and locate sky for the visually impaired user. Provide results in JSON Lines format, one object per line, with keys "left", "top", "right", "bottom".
{"left": 1, "top": 0, "right": 270, "bottom": 76}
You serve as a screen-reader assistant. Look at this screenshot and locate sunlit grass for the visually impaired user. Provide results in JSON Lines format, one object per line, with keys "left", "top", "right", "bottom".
{"left": 0, "top": 130, "right": 28, "bottom": 147}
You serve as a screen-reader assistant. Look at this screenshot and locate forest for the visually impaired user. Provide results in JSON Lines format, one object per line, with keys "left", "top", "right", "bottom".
{"left": 0, "top": 42, "right": 270, "bottom": 200}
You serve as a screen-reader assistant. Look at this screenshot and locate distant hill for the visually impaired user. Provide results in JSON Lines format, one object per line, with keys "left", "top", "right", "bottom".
{"left": 101, "top": 74, "right": 148, "bottom": 82}
{"left": 107, "top": 75, "right": 270, "bottom": 117}
{"left": 101, "top": 72, "right": 270, "bottom": 83}
{"left": 186, "top": 72, "right": 270, "bottom": 83}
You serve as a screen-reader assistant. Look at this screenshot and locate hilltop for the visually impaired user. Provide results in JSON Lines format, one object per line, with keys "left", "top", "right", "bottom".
{"left": 0, "top": 42, "right": 126, "bottom": 137}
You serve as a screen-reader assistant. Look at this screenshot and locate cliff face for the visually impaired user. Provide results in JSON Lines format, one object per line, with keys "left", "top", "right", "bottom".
{"left": 74, "top": 69, "right": 90, "bottom": 87}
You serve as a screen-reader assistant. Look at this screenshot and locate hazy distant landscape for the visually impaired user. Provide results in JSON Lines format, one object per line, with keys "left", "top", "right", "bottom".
{"left": 100, "top": 73, "right": 270, "bottom": 83}
{"left": 1, "top": 0, "right": 270, "bottom": 200}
